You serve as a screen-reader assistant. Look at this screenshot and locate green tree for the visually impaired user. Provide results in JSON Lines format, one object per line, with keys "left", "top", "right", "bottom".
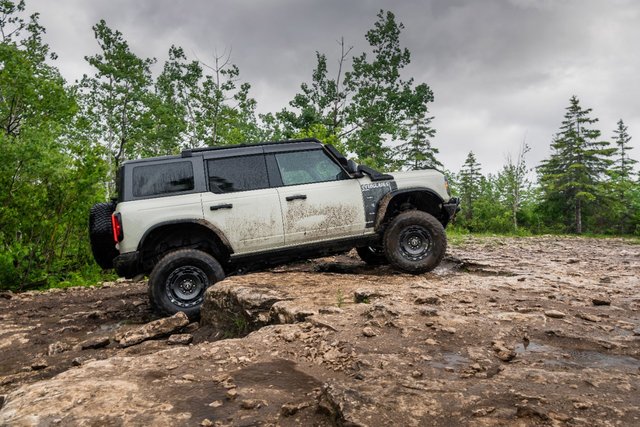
{"left": 78, "top": 19, "right": 156, "bottom": 195}
{"left": 343, "top": 10, "right": 434, "bottom": 169}
{"left": 0, "top": 1, "right": 105, "bottom": 290}
{"left": 278, "top": 39, "right": 352, "bottom": 139}
{"left": 155, "top": 45, "right": 202, "bottom": 148}
{"left": 282, "top": 11, "right": 435, "bottom": 170}
{"left": 457, "top": 151, "right": 483, "bottom": 224}
{"left": 158, "top": 47, "right": 260, "bottom": 148}
{"left": 471, "top": 174, "right": 512, "bottom": 233}
{"left": 194, "top": 50, "right": 260, "bottom": 146}
{"left": 612, "top": 119, "right": 636, "bottom": 179}
{"left": 495, "top": 142, "right": 531, "bottom": 231}
{"left": 605, "top": 120, "right": 638, "bottom": 233}
{"left": 396, "top": 111, "right": 440, "bottom": 170}
{"left": 538, "top": 96, "right": 615, "bottom": 234}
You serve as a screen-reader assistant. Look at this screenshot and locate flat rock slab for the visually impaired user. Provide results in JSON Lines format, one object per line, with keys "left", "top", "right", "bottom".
{"left": 116, "top": 312, "right": 189, "bottom": 347}
{"left": 1, "top": 238, "right": 640, "bottom": 426}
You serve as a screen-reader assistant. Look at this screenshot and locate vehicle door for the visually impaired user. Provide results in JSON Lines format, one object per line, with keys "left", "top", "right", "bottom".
{"left": 270, "top": 148, "right": 366, "bottom": 246}
{"left": 201, "top": 151, "right": 284, "bottom": 255}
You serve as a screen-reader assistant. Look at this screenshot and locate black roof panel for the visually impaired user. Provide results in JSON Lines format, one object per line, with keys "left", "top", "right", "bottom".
{"left": 182, "top": 138, "right": 322, "bottom": 158}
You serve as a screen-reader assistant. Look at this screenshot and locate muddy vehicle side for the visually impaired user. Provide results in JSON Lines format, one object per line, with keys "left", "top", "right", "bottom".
{"left": 89, "top": 138, "right": 459, "bottom": 317}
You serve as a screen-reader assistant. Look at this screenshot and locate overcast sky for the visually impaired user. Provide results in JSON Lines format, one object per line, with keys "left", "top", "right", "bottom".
{"left": 25, "top": 0, "right": 640, "bottom": 173}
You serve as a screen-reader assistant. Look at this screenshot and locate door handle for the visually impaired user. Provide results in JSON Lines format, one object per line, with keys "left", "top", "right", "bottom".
{"left": 210, "top": 203, "right": 233, "bottom": 211}
{"left": 285, "top": 194, "right": 307, "bottom": 201}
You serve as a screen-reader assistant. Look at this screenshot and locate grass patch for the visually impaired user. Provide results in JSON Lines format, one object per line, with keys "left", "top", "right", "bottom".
{"left": 44, "top": 265, "right": 118, "bottom": 290}
{"left": 336, "top": 288, "right": 345, "bottom": 308}
{"left": 447, "top": 226, "right": 640, "bottom": 246}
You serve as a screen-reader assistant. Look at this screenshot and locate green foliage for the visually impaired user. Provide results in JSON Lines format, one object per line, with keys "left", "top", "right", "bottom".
{"left": 396, "top": 112, "right": 441, "bottom": 170}
{"left": 494, "top": 142, "right": 531, "bottom": 231}
{"left": 456, "top": 151, "right": 483, "bottom": 223}
{"left": 538, "top": 96, "right": 616, "bottom": 234}
{"left": 282, "top": 52, "right": 343, "bottom": 135}
{"left": 294, "top": 123, "right": 347, "bottom": 154}
{"left": 155, "top": 46, "right": 262, "bottom": 149}
{"left": 336, "top": 288, "right": 345, "bottom": 308}
{"left": 77, "top": 20, "right": 157, "bottom": 197}
{"left": 452, "top": 100, "right": 638, "bottom": 237}
{"left": 275, "top": 11, "right": 435, "bottom": 170}
{"left": 612, "top": 119, "right": 636, "bottom": 179}
{"left": 344, "top": 11, "right": 435, "bottom": 169}
{"left": 0, "top": 1, "right": 107, "bottom": 291}
{"left": 2, "top": 3, "right": 639, "bottom": 293}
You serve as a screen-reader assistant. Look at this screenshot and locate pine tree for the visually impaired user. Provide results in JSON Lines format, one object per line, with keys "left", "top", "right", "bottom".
{"left": 396, "top": 112, "right": 441, "bottom": 170}
{"left": 607, "top": 120, "right": 638, "bottom": 233}
{"left": 538, "top": 96, "right": 615, "bottom": 233}
{"left": 612, "top": 119, "right": 636, "bottom": 179}
{"left": 458, "top": 151, "right": 483, "bottom": 222}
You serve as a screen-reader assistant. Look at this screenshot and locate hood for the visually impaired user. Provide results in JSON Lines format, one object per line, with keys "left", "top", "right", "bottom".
{"left": 390, "top": 169, "right": 450, "bottom": 201}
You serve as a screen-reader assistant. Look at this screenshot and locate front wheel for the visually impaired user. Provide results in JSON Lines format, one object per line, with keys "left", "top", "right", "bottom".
{"left": 383, "top": 211, "right": 447, "bottom": 274}
{"left": 149, "top": 249, "right": 225, "bottom": 319}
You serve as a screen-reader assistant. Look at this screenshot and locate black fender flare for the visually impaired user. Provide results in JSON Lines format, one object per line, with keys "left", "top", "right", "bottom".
{"left": 374, "top": 187, "right": 445, "bottom": 231}
{"left": 137, "top": 219, "right": 234, "bottom": 255}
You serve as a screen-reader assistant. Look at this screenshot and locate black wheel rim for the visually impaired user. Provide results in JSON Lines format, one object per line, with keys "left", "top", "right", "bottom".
{"left": 399, "top": 226, "right": 433, "bottom": 261}
{"left": 165, "top": 266, "right": 209, "bottom": 308}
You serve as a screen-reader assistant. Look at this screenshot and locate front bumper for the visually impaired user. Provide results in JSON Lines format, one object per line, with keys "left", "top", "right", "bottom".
{"left": 443, "top": 197, "right": 461, "bottom": 223}
{"left": 113, "top": 251, "right": 141, "bottom": 278}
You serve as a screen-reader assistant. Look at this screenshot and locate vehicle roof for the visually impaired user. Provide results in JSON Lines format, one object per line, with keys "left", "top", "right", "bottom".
{"left": 120, "top": 138, "right": 324, "bottom": 167}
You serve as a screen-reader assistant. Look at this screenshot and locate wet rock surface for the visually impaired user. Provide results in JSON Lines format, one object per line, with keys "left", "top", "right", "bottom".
{"left": 1, "top": 236, "right": 639, "bottom": 426}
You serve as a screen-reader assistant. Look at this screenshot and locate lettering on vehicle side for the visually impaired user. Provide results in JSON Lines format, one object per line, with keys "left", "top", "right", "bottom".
{"left": 361, "top": 180, "right": 398, "bottom": 227}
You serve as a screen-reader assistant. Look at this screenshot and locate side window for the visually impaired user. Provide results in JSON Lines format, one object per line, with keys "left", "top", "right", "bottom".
{"left": 275, "top": 150, "right": 346, "bottom": 186}
{"left": 132, "top": 161, "right": 194, "bottom": 197}
{"left": 207, "top": 155, "right": 269, "bottom": 193}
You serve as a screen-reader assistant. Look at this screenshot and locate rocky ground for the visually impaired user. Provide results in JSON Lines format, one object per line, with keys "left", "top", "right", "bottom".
{"left": 0, "top": 236, "right": 639, "bottom": 426}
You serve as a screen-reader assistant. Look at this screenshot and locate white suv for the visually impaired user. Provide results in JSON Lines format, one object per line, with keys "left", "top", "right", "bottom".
{"left": 89, "top": 138, "right": 459, "bottom": 317}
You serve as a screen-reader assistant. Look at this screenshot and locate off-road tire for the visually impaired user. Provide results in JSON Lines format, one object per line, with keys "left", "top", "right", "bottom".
{"left": 383, "top": 210, "right": 446, "bottom": 274}
{"left": 356, "top": 245, "right": 388, "bottom": 265}
{"left": 149, "top": 249, "right": 225, "bottom": 319}
{"left": 89, "top": 202, "right": 118, "bottom": 269}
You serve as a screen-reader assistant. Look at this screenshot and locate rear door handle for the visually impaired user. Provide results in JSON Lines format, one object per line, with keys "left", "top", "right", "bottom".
{"left": 285, "top": 194, "right": 307, "bottom": 201}
{"left": 210, "top": 203, "right": 233, "bottom": 211}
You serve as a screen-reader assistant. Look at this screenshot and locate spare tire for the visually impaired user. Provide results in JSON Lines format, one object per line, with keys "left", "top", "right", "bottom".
{"left": 89, "top": 202, "right": 119, "bottom": 269}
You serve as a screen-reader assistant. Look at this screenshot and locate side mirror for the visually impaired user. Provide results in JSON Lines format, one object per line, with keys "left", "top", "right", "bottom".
{"left": 347, "top": 160, "right": 359, "bottom": 174}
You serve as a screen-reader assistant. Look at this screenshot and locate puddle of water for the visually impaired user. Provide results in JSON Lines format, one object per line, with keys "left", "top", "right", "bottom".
{"left": 233, "top": 359, "right": 321, "bottom": 392}
{"left": 515, "top": 341, "right": 554, "bottom": 354}
{"left": 515, "top": 341, "right": 640, "bottom": 373}
{"left": 429, "top": 352, "right": 470, "bottom": 369}
{"left": 567, "top": 350, "right": 640, "bottom": 371}
{"left": 99, "top": 321, "right": 125, "bottom": 332}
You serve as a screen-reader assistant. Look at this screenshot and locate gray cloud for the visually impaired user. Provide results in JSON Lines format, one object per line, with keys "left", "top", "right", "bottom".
{"left": 25, "top": 0, "right": 640, "bottom": 173}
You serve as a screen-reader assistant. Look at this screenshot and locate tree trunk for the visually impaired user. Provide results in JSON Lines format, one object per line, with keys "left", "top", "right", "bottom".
{"left": 575, "top": 199, "right": 582, "bottom": 234}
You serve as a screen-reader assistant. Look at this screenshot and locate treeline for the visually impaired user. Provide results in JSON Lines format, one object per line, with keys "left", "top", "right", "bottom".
{"left": 452, "top": 97, "right": 639, "bottom": 236}
{"left": 0, "top": 1, "right": 638, "bottom": 290}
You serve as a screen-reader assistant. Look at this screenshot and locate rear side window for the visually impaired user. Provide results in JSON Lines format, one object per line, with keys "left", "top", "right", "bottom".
{"left": 132, "top": 161, "right": 194, "bottom": 197}
{"left": 207, "top": 155, "right": 269, "bottom": 193}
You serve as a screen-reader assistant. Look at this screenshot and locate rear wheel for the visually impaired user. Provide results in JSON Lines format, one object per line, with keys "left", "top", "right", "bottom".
{"left": 356, "top": 245, "right": 388, "bottom": 265}
{"left": 89, "top": 202, "right": 118, "bottom": 269}
{"left": 383, "top": 211, "right": 446, "bottom": 274}
{"left": 149, "top": 249, "right": 225, "bottom": 319}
